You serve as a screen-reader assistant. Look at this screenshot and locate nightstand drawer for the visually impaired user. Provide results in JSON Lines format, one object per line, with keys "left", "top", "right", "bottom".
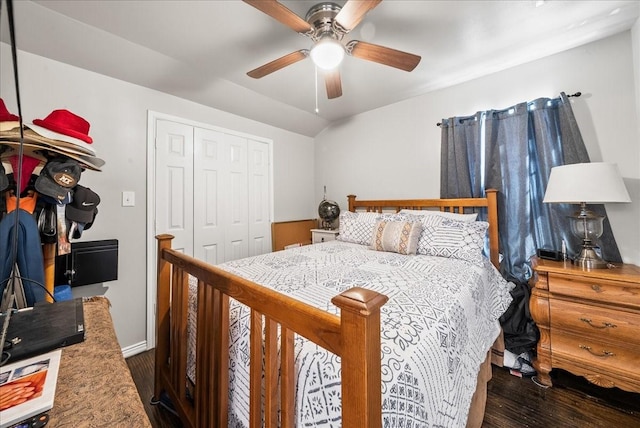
{"left": 548, "top": 273, "right": 640, "bottom": 309}
{"left": 550, "top": 299, "right": 640, "bottom": 345}
{"left": 311, "top": 229, "right": 339, "bottom": 244}
{"left": 553, "top": 331, "right": 640, "bottom": 377}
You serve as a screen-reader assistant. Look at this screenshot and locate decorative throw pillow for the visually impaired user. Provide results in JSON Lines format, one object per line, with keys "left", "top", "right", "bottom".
{"left": 370, "top": 220, "right": 422, "bottom": 255}
{"left": 415, "top": 218, "right": 489, "bottom": 265}
{"left": 336, "top": 211, "right": 380, "bottom": 245}
{"left": 399, "top": 209, "right": 478, "bottom": 222}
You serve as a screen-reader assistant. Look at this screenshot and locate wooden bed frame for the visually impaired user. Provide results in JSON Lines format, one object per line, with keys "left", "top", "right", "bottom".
{"left": 154, "top": 189, "right": 500, "bottom": 428}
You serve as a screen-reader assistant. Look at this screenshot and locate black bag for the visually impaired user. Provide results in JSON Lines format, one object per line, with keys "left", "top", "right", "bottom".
{"left": 499, "top": 281, "right": 539, "bottom": 355}
{"left": 37, "top": 203, "right": 58, "bottom": 244}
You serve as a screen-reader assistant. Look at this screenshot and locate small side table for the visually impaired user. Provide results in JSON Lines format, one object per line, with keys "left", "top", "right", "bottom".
{"left": 311, "top": 228, "right": 339, "bottom": 244}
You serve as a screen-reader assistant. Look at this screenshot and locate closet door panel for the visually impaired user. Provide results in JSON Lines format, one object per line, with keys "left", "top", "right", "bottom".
{"left": 193, "top": 128, "right": 226, "bottom": 264}
{"left": 248, "top": 139, "right": 271, "bottom": 256}
{"left": 154, "top": 116, "right": 271, "bottom": 267}
{"left": 155, "top": 120, "right": 194, "bottom": 256}
{"left": 225, "top": 134, "right": 249, "bottom": 262}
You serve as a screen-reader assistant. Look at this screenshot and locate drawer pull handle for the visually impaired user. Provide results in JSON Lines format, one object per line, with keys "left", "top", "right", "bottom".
{"left": 591, "top": 284, "right": 602, "bottom": 292}
{"left": 579, "top": 318, "right": 617, "bottom": 329}
{"left": 579, "top": 345, "right": 615, "bottom": 358}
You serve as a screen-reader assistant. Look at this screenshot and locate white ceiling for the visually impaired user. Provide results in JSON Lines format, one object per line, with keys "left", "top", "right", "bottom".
{"left": 1, "top": 1, "right": 638, "bottom": 137}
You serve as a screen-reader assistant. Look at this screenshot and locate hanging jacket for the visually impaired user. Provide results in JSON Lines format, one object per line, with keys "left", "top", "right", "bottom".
{"left": 0, "top": 208, "right": 46, "bottom": 306}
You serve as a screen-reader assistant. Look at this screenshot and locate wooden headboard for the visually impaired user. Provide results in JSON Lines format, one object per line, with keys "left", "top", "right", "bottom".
{"left": 347, "top": 189, "right": 500, "bottom": 269}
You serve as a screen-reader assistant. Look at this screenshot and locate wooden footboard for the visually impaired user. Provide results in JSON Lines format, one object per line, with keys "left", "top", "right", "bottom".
{"left": 155, "top": 234, "right": 388, "bottom": 428}
{"left": 154, "top": 190, "right": 505, "bottom": 427}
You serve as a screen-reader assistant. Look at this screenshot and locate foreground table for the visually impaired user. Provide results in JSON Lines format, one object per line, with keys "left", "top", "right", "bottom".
{"left": 48, "top": 297, "right": 151, "bottom": 427}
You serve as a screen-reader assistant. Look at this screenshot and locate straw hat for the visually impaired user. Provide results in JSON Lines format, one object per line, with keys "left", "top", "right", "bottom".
{"left": 0, "top": 145, "right": 103, "bottom": 172}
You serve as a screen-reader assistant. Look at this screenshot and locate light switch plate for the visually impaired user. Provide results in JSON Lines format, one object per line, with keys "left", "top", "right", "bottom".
{"left": 122, "top": 191, "right": 135, "bottom": 207}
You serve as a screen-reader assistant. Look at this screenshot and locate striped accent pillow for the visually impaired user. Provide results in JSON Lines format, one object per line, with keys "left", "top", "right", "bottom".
{"left": 370, "top": 220, "right": 422, "bottom": 255}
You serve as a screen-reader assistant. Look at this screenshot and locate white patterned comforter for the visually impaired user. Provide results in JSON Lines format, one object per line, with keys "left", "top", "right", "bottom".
{"left": 187, "top": 240, "right": 513, "bottom": 427}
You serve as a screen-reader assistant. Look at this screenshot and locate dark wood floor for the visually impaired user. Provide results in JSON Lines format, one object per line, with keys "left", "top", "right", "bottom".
{"left": 127, "top": 349, "right": 640, "bottom": 427}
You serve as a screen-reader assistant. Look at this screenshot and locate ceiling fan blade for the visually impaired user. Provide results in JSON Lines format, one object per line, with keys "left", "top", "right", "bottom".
{"left": 247, "top": 50, "right": 309, "bottom": 79}
{"left": 323, "top": 69, "right": 342, "bottom": 99}
{"left": 243, "top": 0, "right": 313, "bottom": 34}
{"left": 335, "top": 0, "right": 382, "bottom": 32}
{"left": 347, "top": 40, "right": 421, "bottom": 72}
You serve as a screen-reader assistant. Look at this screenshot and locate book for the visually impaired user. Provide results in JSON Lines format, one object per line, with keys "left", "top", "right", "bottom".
{"left": 0, "top": 349, "right": 61, "bottom": 428}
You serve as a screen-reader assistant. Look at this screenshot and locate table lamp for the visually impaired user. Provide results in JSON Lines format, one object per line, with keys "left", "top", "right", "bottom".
{"left": 543, "top": 162, "right": 631, "bottom": 269}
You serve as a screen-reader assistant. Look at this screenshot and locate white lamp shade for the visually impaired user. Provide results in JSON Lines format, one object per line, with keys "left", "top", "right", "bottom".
{"left": 310, "top": 38, "right": 345, "bottom": 70}
{"left": 543, "top": 162, "right": 631, "bottom": 203}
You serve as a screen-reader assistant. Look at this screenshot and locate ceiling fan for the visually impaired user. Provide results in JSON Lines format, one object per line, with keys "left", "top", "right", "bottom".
{"left": 244, "top": 0, "right": 421, "bottom": 99}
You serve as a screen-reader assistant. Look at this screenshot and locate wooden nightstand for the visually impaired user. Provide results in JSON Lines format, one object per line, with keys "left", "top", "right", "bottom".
{"left": 529, "top": 257, "right": 640, "bottom": 393}
{"left": 311, "top": 228, "right": 339, "bottom": 244}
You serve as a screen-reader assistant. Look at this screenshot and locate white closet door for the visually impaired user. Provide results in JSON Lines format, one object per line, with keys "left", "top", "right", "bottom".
{"left": 225, "top": 134, "right": 249, "bottom": 262}
{"left": 193, "top": 128, "right": 226, "bottom": 264}
{"left": 155, "top": 120, "right": 194, "bottom": 256}
{"left": 248, "top": 139, "right": 271, "bottom": 256}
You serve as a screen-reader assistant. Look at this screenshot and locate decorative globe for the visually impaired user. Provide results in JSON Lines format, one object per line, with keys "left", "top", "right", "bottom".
{"left": 318, "top": 199, "right": 340, "bottom": 229}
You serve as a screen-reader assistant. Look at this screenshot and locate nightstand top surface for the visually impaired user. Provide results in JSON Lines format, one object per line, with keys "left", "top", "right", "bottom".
{"left": 531, "top": 257, "right": 640, "bottom": 284}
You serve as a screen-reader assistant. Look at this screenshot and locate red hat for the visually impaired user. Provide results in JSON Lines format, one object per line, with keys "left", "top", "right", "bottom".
{"left": 0, "top": 98, "right": 19, "bottom": 121}
{"left": 31, "top": 109, "right": 93, "bottom": 144}
{"left": 0, "top": 98, "right": 20, "bottom": 132}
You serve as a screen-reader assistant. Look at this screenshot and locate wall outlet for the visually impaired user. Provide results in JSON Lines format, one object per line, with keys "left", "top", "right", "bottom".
{"left": 122, "top": 191, "right": 135, "bottom": 207}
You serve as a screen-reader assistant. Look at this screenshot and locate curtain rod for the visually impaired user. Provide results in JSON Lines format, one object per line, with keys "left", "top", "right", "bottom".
{"left": 436, "top": 92, "right": 582, "bottom": 126}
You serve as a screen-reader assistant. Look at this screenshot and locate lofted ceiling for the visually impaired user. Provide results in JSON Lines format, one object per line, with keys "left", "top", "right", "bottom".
{"left": 1, "top": 0, "right": 638, "bottom": 137}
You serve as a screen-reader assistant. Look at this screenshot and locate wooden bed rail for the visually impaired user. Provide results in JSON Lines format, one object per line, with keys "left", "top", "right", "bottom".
{"left": 155, "top": 234, "right": 389, "bottom": 428}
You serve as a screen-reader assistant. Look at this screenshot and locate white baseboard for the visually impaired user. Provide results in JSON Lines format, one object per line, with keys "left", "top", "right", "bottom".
{"left": 122, "top": 340, "right": 149, "bottom": 358}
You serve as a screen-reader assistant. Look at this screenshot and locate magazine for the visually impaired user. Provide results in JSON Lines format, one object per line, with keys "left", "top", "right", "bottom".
{"left": 0, "top": 349, "right": 61, "bottom": 428}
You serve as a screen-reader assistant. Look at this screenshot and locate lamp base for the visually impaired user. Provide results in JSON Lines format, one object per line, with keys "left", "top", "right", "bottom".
{"left": 573, "top": 246, "right": 609, "bottom": 269}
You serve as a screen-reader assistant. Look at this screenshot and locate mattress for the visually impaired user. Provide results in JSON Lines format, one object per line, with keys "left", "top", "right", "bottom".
{"left": 187, "top": 240, "right": 514, "bottom": 427}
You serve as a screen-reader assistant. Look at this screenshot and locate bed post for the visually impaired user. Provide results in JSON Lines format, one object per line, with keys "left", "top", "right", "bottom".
{"left": 332, "top": 287, "right": 389, "bottom": 428}
{"left": 347, "top": 194, "right": 356, "bottom": 212}
{"left": 154, "top": 234, "right": 174, "bottom": 403}
{"left": 485, "top": 189, "right": 500, "bottom": 269}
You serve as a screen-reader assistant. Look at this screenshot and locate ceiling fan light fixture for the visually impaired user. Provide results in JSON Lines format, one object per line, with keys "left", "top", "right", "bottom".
{"left": 310, "top": 37, "right": 345, "bottom": 70}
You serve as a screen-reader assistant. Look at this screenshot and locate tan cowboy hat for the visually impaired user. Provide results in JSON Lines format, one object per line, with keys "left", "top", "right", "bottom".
{"left": 1, "top": 127, "right": 98, "bottom": 156}
{"left": 0, "top": 126, "right": 96, "bottom": 157}
{"left": 0, "top": 144, "right": 104, "bottom": 172}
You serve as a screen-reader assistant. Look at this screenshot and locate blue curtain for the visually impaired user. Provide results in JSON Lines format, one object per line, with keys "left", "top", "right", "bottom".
{"left": 440, "top": 93, "right": 621, "bottom": 284}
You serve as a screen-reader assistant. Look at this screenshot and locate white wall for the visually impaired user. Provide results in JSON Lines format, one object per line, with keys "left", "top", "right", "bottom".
{"left": 316, "top": 31, "right": 640, "bottom": 266}
{"left": 1, "top": 46, "right": 315, "bottom": 351}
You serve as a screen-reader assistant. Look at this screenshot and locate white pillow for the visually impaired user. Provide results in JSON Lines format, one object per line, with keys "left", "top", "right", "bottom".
{"left": 399, "top": 209, "right": 478, "bottom": 222}
{"left": 336, "top": 211, "right": 380, "bottom": 245}
{"left": 414, "top": 218, "right": 489, "bottom": 265}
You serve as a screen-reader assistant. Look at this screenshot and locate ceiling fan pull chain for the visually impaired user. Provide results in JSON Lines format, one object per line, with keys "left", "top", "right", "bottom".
{"left": 315, "top": 66, "right": 319, "bottom": 114}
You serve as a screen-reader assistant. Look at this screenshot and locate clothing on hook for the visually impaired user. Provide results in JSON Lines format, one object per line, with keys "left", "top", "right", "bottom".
{"left": 0, "top": 209, "right": 46, "bottom": 306}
